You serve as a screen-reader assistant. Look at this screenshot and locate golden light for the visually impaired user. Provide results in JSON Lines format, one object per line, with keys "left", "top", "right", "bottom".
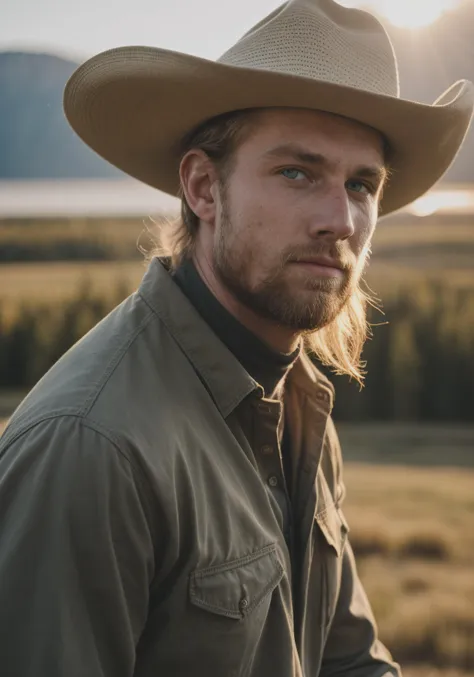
{"left": 409, "top": 190, "right": 474, "bottom": 217}
{"left": 340, "top": 0, "right": 462, "bottom": 28}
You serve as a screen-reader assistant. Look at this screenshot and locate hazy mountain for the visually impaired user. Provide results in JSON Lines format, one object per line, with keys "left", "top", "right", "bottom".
{"left": 0, "top": 0, "right": 473, "bottom": 182}
{"left": 0, "top": 52, "right": 121, "bottom": 179}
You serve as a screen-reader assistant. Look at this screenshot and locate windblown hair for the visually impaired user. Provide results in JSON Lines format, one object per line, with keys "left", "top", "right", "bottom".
{"left": 151, "top": 109, "right": 378, "bottom": 384}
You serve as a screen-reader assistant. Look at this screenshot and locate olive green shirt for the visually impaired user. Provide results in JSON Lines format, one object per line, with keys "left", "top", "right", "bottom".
{"left": 0, "top": 258, "right": 400, "bottom": 677}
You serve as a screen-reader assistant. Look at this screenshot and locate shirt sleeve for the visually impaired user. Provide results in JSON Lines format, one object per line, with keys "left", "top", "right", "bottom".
{"left": 320, "top": 538, "right": 401, "bottom": 677}
{"left": 320, "top": 417, "right": 401, "bottom": 677}
{"left": 0, "top": 415, "right": 157, "bottom": 677}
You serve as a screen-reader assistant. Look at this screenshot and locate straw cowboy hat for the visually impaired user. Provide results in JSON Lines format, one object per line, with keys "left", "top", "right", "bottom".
{"left": 64, "top": 0, "right": 474, "bottom": 215}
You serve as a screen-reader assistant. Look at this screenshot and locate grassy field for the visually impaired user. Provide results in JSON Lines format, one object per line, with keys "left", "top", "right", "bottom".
{"left": 0, "top": 216, "right": 152, "bottom": 260}
{"left": 0, "top": 260, "right": 145, "bottom": 305}
{"left": 337, "top": 423, "right": 474, "bottom": 467}
{"left": 344, "top": 463, "right": 474, "bottom": 673}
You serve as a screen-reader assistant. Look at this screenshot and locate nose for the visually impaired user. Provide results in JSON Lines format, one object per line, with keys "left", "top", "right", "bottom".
{"left": 307, "top": 188, "right": 355, "bottom": 242}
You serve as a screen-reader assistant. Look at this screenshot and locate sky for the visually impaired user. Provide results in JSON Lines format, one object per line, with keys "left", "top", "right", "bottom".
{"left": 2, "top": 0, "right": 290, "bottom": 62}
{"left": 1, "top": 0, "right": 464, "bottom": 63}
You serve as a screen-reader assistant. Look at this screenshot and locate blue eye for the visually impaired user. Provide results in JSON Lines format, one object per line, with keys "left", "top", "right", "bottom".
{"left": 347, "top": 180, "right": 369, "bottom": 194}
{"left": 281, "top": 168, "right": 306, "bottom": 181}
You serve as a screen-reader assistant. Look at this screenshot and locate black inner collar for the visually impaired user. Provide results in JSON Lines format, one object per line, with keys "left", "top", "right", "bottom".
{"left": 172, "top": 258, "right": 300, "bottom": 397}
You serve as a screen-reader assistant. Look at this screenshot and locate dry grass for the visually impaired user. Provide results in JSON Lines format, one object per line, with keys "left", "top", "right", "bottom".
{"left": 0, "top": 216, "right": 150, "bottom": 258}
{"left": 337, "top": 423, "right": 474, "bottom": 468}
{"left": 404, "top": 668, "right": 474, "bottom": 677}
{"left": 366, "top": 263, "right": 474, "bottom": 298}
{"left": 372, "top": 221, "right": 474, "bottom": 248}
{"left": 0, "top": 260, "right": 144, "bottom": 306}
{"left": 344, "top": 463, "right": 474, "bottom": 671}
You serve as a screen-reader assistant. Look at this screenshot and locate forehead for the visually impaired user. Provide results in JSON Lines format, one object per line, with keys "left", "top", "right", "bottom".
{"left": 243, "top": 108, "right": 385, "bottom": 165}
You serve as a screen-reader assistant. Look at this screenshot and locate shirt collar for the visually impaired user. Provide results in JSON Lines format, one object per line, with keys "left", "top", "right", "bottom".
{"left": 139, "top": 257, "right": 334, "bottom": 417}
{"left": 138, "top": 257, "right": 260, "bottom": 418}
{"left": 289, "top": 351, "right": 335, "bottom": 412}
{"left": 172, "top": 257, "right": 301, "bottom": 398}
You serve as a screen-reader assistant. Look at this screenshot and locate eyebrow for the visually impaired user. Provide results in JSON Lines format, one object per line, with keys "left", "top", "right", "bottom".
{"left": 263, "top": 143, "right": 388, "bottom": 187}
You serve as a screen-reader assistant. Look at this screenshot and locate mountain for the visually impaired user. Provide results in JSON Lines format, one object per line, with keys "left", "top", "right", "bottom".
{"left": 0, "top": 0, "right": 474, "bottom": 182}
{"left": 0, "top": 52, "right": 121, "bottom": 179}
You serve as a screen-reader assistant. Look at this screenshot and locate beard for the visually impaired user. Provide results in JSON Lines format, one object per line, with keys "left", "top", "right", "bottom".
{"left": 213, "top": 201, "right": 365, "bottom": 332}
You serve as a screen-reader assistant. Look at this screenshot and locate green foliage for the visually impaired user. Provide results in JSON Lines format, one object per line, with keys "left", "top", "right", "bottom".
{"left": 0, "top": 280, "right": 125, "bottom": 389}
{"left": 0, "top": 239, "right": 116, "bottom": 262}
{"left": 0, "top": 217, "right": 147, "bottom": 262}
{"left": 323, "top": 280, "right": 474, "bottom": 422}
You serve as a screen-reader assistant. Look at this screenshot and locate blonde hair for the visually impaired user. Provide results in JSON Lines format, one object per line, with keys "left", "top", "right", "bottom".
{"left": 151, "top": 109, "right": 379, "bottom": 384}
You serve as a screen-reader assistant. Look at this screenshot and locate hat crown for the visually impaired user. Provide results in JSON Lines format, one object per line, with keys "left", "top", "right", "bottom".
{"left": 218, "top": 0, "right": 400, "bottom": 97}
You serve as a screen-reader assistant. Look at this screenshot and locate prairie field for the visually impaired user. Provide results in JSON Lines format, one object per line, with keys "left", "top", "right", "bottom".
{"left": 0, "top": 259, "right": 145, "bottom": 306}
{"left": 344, "top": 462, "right": 474, "bottom": 674}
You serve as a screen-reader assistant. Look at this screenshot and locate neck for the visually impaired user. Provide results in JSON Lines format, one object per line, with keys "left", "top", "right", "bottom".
{"left": 192, "top": 250, "right": 301, "bottom": 356}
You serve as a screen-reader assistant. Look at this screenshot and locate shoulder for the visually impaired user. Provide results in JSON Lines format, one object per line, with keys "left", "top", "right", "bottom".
{"left": 0, "top": 414, "right": 130, "bottom": 474}
{"left": 0, "top": 413, "right": 161, "bottom": 572}
{"left": 0, "top": 413, "right": 158, "bottom": 518}
{"left": 2, "top": 287, "right": 186, "bottom": 447}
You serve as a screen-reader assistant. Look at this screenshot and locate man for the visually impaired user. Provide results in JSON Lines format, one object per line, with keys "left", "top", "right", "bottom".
{"left": 0, "top": 1, "right": 472, "bottom": 675}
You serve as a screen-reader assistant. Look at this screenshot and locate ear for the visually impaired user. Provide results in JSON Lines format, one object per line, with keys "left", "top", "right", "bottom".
{"left": 179, "top": 149, "right": 220, "bottom": 226}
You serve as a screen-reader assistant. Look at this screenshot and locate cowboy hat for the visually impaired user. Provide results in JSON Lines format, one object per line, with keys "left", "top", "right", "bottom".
{"left": 64, "top": 0, "right": 474, "bottom": 215}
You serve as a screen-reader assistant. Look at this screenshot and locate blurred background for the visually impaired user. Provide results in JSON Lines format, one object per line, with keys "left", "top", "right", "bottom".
{"left": 1, "top": 0, "right": 473, "bottom": 674}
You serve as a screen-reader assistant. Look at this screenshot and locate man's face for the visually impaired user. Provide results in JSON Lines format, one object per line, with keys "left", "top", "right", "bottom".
{"left": 212, "top": 108, "right": 386, "bottom": 332}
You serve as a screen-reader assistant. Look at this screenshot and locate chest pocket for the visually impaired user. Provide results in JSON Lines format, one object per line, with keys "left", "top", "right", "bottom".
{"left": 188, "top": 543, "right": 284, "bottom": 675}
{"left": 313, "top": 474, "right": 350, "bottom": 628}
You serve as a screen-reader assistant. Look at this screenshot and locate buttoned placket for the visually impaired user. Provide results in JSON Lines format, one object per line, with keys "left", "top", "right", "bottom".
{"left": 292, "top": 385, "right": 333, "bottom": 649}
{"left": 251, "top": 397, "right": 295, "bottom": 573}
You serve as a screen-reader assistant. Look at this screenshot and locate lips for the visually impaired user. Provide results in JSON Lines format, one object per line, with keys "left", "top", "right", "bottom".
{"left": 290, "top": 256, "right": 344, "bottom": 270}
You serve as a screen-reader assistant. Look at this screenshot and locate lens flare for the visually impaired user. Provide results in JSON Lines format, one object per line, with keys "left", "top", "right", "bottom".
{"left": 339, "top": 0, "right": 462, "bottom": 29}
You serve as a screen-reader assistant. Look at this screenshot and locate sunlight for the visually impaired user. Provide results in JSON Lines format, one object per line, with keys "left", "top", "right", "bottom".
{"left": 340, "top": 0, "right": 462, "bottom": 28}
{"left": 409, "top": 190, "right": 474, "bottom": 217}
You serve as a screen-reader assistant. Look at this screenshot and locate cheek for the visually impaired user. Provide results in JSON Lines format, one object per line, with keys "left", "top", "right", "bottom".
{"left": 224, "top": 178, "right": 296, "bottom": 265}
{"left": 231, "top": 201, "right": 279, "bottom": 255}
{"left": 350, "top": 208, "right": 377, "bottom": 257}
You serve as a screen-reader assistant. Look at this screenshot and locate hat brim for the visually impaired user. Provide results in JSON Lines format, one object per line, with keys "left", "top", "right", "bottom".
{"left": 64, "top": 45, "right": 474, "bottom": 216}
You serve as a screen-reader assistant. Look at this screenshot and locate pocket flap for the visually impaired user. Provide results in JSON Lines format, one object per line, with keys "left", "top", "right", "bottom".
{"left": 189, "top": 543, "right": 284, "bottom": 620}
{"left": 315, "top": 507, "right": 349, "bottom": 558}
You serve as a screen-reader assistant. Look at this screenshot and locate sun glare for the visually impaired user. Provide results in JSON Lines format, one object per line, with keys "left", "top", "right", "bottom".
{"left": 340, "top": 0, "right": 461, "bottom": 28}
{"left": 409, "top": 190, "right": 474, "bottom": 217}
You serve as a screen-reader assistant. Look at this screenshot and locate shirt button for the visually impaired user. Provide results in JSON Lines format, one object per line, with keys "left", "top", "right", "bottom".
{"left": 239, "top": 597, "right": 249, "bottom": 612}
{"left": 268, "top": 475, "right": 279, "bottom": 488}
{"left": 261, "top": 444, "right": 274, "bottom": 455}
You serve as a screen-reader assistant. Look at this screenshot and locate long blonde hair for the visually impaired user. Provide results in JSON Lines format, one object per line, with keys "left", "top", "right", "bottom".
{"left": 150, "top": 109, "right": 379, "bottom": 384}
